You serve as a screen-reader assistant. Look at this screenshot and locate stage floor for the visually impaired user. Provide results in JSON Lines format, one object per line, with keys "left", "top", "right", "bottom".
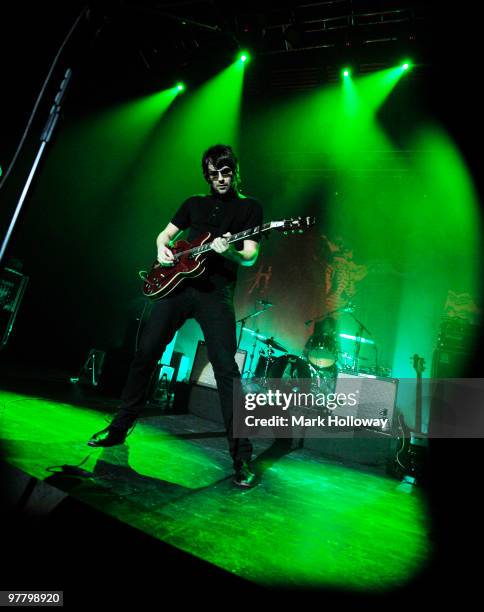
{"left": 0, "top": 384, "right": 430, "bottom": 591}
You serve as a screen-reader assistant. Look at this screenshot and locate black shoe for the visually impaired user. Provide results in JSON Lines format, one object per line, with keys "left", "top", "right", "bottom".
{"left": 87, "top": 425, "right": 127, "bottom": 448}
{"left": 233, "top": 461, "right": 256, "bottom": 488}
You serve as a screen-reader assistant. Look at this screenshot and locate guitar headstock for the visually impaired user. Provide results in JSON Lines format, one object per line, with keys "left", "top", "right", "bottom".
{"left": 270, "top": 216, "right": 316, "bottom": 235}
{"left": 412, "top": 353, "right": 426, "bottom": 375}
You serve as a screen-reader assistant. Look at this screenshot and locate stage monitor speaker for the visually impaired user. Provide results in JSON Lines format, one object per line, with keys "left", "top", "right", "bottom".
{"left": 189, "top": 341, "right": 247, "bottom": 389}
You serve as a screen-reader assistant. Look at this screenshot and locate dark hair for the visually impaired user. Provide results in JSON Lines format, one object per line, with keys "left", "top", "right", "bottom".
{"left": 201, "top": 144, "right": 240, "bottom": 190}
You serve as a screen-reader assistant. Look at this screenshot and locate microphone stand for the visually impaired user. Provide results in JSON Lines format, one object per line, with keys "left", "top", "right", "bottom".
{"left": 347, "top": 312, "right": 373, "bottom": 374}
{"left": 0, "top": 69, "right": 73, "bottom": 266}
{"left": 304, "top": 304, "right": 352, "bottom": 327}
{"left": 237, "top": 303, "right": 272, "bottom": 378}
{"left": 236, "top": 304, "right": 272, "bottom": 349}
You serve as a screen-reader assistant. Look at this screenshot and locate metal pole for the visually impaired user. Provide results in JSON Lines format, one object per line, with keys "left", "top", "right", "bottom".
{"left": 0, "top": 69, "right": 72, "bottom": 266}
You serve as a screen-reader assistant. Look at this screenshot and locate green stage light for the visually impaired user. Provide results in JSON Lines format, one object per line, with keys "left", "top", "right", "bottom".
{"left": 239, "top": 51, "right": 250, "bottom": 63}
{"left": 176, "top": 82, "right": 185, "bottom": 92}
{"left": 342, "top": 68, "right": 351, "bottom": 78}
{"left": 401, "top": 60, "right": 411, "bottom": 71}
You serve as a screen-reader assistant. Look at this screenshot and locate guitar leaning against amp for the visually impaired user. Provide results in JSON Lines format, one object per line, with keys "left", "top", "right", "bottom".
{"left": 395, "top": 353, "right": 428, "bottom": 483}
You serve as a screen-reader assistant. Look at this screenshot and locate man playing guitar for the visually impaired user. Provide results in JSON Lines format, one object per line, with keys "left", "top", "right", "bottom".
{"left": 87, "top": 144, "right": 262, "bottom": 488}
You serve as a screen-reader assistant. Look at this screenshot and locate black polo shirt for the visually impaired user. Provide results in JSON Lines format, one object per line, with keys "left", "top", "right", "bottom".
{"left": 170, "top": 190, "right": 263, "bottom": 288}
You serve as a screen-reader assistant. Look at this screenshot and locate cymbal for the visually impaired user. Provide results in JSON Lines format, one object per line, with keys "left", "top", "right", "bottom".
{"left": 338, "top": 333, "right": 374, "bottom": 345}
{"left": 242, "top": 327, "right": 287, "bottom": 352}
{"left": 242, "top": 326, "right": 264, "bottom": 339}
{"left": 261, "top": 337, "right": 288, "bottom": 352}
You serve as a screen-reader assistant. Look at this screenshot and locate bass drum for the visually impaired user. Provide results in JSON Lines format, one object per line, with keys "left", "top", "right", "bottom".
{"left": 266, "top": 354, "right": 312, "bottom": 392}
{"left": 307, "top": 346, "right": 336, "bottom": 368}
{"left": 306, "top": 328, "right": 338, "bottom": 368}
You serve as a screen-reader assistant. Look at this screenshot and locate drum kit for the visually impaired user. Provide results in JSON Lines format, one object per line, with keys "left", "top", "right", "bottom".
{"left": 237, "top": 300, "right": 378, "bottom": 394}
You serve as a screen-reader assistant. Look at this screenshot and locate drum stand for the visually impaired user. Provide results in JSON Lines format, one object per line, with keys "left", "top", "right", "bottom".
{"left": 237, "top": 301, "right": 273, "bottom": 378}
{"left": 353, "top": 322, "right": 364, "bottom": 374}
{"left": 236, "top": 303, "right": 271, "bottom": 350}
{"left": 245, "top": 331, "right": 260, "bottom": 378}
{"left": 243, "top": 335, "right": 276, "bottom": 383}
{"left": 260, "top": 345, "right": 275, "bottom": 386}
{"left": 350, "top": 317, "right": 374, "bottom": 374}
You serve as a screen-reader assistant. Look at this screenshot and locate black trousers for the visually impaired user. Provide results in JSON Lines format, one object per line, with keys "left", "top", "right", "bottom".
{"left": 111, "top": 283, "right": 252, "bottom": 467}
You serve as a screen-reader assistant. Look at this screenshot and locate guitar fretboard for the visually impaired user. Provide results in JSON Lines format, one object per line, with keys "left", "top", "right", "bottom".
{"left": 175, "top": 223, "right": 272, "bottom": 260}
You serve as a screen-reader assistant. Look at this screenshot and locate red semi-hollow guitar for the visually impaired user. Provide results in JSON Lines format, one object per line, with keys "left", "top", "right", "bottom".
{"left": 140, "top": 216, "right": 315, "bottom": 300}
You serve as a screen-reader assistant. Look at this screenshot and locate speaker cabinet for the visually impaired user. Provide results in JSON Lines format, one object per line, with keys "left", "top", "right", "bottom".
{"left": 303, "top": 429, "right": 397, "bottom": 470}
{"left": 0, "top": 266, "right": 29, "bottom": 348}
{"left": 332, "top": 373, "right": 398, "bottom": 433}
{"left": 303, "top": 373, "right": 398, "bottom": 470}
{"left": 189, "top": 340, "right": 247, "bottom": 389}
{"left": 431, "top": 348, "right": 470, "bottom": 377}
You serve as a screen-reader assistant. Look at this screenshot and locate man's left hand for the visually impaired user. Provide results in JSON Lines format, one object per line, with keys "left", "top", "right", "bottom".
{"left": 211, "top": 232, "right": 232, "bottom": 254}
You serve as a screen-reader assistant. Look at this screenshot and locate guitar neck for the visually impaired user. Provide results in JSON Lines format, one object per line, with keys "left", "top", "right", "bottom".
{"left": 415, "top": 373, "right": 422, "bottom": 434}
{"left": 178, "top": 223, "right": 272, "bottom": 259}
{"left": 412, "top": 354, "right": 425, "bottom": 435}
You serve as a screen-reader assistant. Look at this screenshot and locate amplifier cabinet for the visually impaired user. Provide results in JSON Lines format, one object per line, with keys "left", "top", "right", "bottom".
{"left": 189, "top": 340, "right": 247, "bottom": 389}
{"left": 332, "top": 373, "right": 398, "bottom": 433}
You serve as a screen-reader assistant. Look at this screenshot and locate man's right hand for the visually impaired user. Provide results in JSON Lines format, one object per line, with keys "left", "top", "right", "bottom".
{"left": 157, "top": 245, "right": 175, "bottom": 266}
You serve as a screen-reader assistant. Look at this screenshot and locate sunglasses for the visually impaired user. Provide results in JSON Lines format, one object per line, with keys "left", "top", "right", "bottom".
{"left": 207, "top": 167, "right": 233, "bottom": 180}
